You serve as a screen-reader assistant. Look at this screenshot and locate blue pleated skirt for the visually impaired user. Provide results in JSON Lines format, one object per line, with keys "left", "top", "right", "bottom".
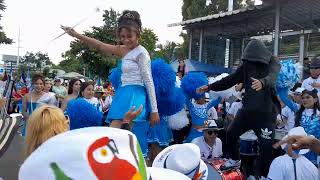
{"left": 131, "top": 121, "right": 150, "bottom": 157}
{"left": 184, "top": 127, "right": 203, "bottom": 143}
{"left": 147, "top": 116, "right": 173, "bottom": 147}
{"left": 107, "top": 85, "right": 149, "bottom": 122}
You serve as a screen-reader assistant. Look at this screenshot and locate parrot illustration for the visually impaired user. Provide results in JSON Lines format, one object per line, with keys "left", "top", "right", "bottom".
{"left": 50, "top": 162, "right": 72, "bottom": 180}
{"left": 87, "top": 136, "right": 142, "bottom": 180}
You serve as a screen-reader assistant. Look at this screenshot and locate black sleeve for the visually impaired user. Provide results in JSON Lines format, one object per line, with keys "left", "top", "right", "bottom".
{"left": 259, "top": 56, "right": 281, "bottom": 88}
{"left": 208, "top": 65, "right": 244, "bottom": 91}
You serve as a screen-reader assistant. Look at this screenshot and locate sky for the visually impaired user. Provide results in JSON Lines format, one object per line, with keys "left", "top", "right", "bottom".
{"left": 0, "top": 0, "right": 184, "bottom": 64}
{"left": 0, "top": 0, "right": 262, "bottom": 65}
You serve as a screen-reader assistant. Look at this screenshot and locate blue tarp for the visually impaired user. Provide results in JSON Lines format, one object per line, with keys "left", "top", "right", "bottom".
{"left": 170, "top": 59, "right": 233, "bottom": 75}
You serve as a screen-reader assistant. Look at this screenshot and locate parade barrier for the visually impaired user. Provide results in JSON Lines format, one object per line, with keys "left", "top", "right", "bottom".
{"left": 0, "top": 79, "right": 21, "bottom": 158}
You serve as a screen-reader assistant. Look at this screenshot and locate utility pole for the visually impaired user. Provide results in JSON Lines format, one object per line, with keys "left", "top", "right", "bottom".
{"left": 17, "top": 27, "right": 21, "bottom": 67}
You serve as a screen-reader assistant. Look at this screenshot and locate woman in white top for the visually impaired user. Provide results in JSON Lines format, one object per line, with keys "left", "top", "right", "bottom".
{"left": 43, "top": 78, "right": 57, "bottom": 106}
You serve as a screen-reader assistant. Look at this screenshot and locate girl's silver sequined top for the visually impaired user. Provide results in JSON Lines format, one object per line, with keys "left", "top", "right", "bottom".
{"left": 121, "top": 45, "right": 158, "bottom": 113}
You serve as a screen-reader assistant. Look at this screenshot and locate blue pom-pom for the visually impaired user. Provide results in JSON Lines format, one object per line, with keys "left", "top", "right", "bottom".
{"left": 157, "top": 87, "right": 186, "bottom": 116}
{"left": 276, "top": 59, "right": 301, "bottom": 89}
{"left": 181, "top": 72, "right": 208, "bottom": 99}
{"left": 66, "top": 98, "right": 103, "bottom": 130}
{"left": 109, "top": 63, "right": 122, "bottom": 90}
{"left": 151, "top": 58, "right": 176, "bottom": 97}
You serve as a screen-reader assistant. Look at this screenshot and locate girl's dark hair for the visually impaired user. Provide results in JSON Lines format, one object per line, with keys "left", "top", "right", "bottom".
{"left": 32, "top": 74, "right": 45, "bottom": 84}
{"left": 177, "top": 60, "right": 186, "bottom": 77}
{"left": 103, "top": 81, "right": 111, "bottom": 89}
{"left": 295, "top": 89, "right": 320, "bottom": 126}
{"left": 117, "top": 10, "right": 142, "bottom": 37}
{"left": 68, "top": 78, "right": 81, "bottom": 95}
{"left": 79, "top": 81, "right": 95, "bottom": 97}
{"left": 290, "top": 82, "right": 302, "bottom": 92}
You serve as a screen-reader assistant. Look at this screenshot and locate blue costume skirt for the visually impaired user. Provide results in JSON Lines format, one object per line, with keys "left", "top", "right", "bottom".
{"left": 184, "top": 127, "right": 202, "bottom": 143}
{"left": 147, "top": 116, "right": 173, "bottom": 147}
{"left": 131, "top": 121, "right": 150, "bottom": 157}
{"left": 22, "top": 102, "right": 38, "bottom": 137}
{"left": 107, "top": 85, "right": 149, "bottom": 122}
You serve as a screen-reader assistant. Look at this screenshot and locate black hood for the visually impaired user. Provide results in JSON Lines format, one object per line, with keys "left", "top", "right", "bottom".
{"left": 241, "top": 39, "right": 272, "bottom": 65}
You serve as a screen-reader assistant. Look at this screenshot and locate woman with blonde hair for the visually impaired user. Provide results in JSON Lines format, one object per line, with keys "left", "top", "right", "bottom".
{"left": 25, "top": 105, "right": 69, "bottom": 157}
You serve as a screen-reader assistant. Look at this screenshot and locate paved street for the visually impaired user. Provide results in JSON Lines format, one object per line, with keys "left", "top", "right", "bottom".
{"left": 0, "top": 134, "right": 25, "bottom": 180}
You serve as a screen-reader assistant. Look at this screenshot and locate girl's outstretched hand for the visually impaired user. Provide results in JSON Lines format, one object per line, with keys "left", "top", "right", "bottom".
{"left": 61, "top": 25, "right": 78, "bottom": 37}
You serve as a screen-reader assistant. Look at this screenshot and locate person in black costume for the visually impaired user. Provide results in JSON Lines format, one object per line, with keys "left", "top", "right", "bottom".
{"left": 197, "top": 39, "right": 281, "bottom": 178}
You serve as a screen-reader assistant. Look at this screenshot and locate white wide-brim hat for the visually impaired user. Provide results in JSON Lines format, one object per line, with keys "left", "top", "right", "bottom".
{"left": 281, "top": 126, "right": 309, "bottom": 155}
{"left": 19, "top": 127, "right": 148, "bottom": 180}
{"left": 152, "top": 143, "right": 208, "bottom": 180}
{"left": 147, "top": 167, "right": 190, "bottom": 180}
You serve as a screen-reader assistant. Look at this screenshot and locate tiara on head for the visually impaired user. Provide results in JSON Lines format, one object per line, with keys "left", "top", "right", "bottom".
{"left": 123, "top": 12, "right": 135, "bottom": 19}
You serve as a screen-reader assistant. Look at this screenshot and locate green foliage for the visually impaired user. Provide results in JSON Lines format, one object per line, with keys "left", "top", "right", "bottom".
{"left": 153, "top": 41, "right": 177, "bottom": 63}
{"left": 0, "top": 0, "right": 12, "bottom": 44}
{"left": 61, "top": 8, "right": 119, "bottom": 79}
{"left": 21, "top": 52, "right": 53, "bottom": 72}
{"left": 182, "top": 0, "right": 255, "bottom": 20}
{"left": 58, "top": 52, "right": 83, "bottom": 73}
{"left": 42, "top": 67, "right": 50, "bottom": 77}
{"left": 140, "top": 28, "right": 158, "bottom": 54}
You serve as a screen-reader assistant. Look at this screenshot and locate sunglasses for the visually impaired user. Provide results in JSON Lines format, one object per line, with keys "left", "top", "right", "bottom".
{"left": 206, "top": 130, "right": 218, "bottom": 135}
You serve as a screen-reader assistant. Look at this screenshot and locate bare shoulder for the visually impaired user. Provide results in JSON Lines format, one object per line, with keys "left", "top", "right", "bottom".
{"left": 65, "top": 95, "right": 76, "bottom": 102}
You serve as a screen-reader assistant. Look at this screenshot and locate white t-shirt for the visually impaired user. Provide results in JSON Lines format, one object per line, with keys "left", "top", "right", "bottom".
{"left": 191, "top": 136, "right": 223, "bottom": 161}
{"left": 207, "top": 106, "right": 218, "bottom": 120}
{"left": 268, "top": 154, "right": 318, "bottom": 180}
{"left": 281, "top": 106, "right": 295, "bottom": 131}
{"left": 84, "top": 97, "right": 99, "bottom": 107}
{"left": 302, "top": 76, "right": 320, "bottom": 91}
{"left": 104, "top": 95, "right": 113, "bottom": 111}
{"left": 302, "top": 76, "right": 320, "bottom": 98}
{"left": 227, "top": 101, "right": 242, "bottom": 117}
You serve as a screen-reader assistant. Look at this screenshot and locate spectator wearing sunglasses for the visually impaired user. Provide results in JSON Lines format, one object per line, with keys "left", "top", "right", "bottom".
{"left": 192, "top": 120, "right": 222, "bottom": 162}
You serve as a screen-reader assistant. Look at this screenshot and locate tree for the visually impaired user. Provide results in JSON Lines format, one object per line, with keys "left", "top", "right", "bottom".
{"left": 62, "top": 8, "right": 159, "bottom": 79}
{"left": 21, "top": 52, "right": 53, "bottom": 72}
{"left": 58, "top": 52, "right": 83, "bottom": 73}
{"left": 182, "top": 0, "right": 255, "bottom": 20}
{"left": 182, "top": 0, "right": 207, "bottom": 20}
{"left": 42, "top": 67, "right": 50, "bottom": 77}
{"left": 0, "top": 0, "right": 12, "bottom": 44}
{"left": 140, "top": 28, "right": 158, "bottom": 54}
{"left": 63, "top": 8, "right": 119, "bottom": 79}
{"left": 153, "top": 41, "right": 177, "bottom": 63}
